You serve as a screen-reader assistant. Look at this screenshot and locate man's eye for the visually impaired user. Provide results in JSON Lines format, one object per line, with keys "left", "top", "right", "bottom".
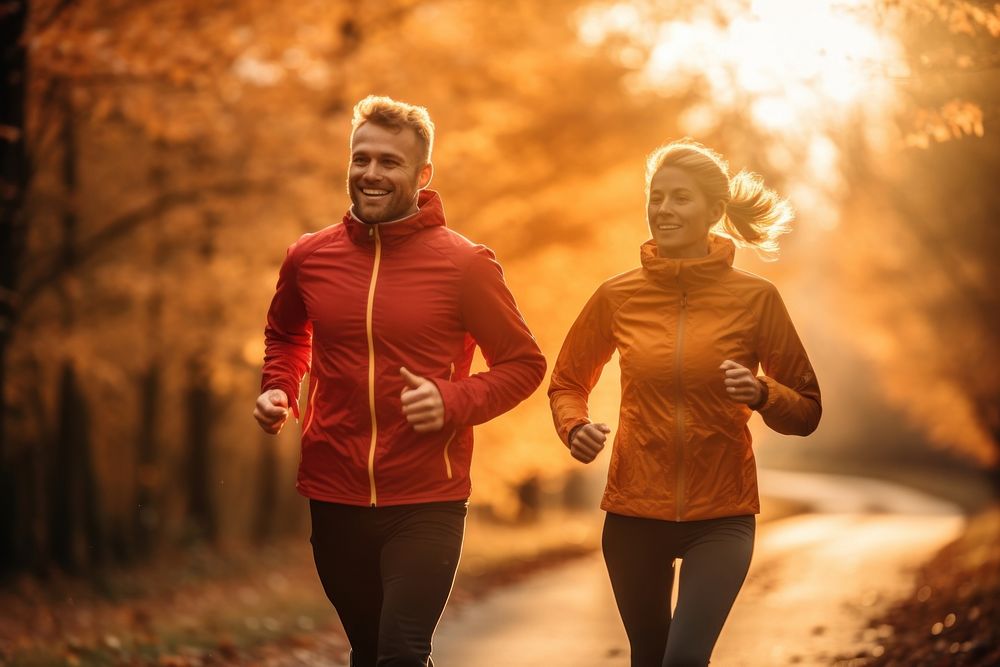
{"left": 352, "top": 157, "right": 368, "bottom": 165}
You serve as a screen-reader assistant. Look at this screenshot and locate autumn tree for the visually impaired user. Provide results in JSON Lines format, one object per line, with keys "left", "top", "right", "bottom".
{"left": 9, "top": 0, "right": 996, "bottom": 579}
{"left": 4, "top": 0, "right": 662, "bottom": 572}
{"left": 0, "top": 0, "right": 30, "bottom": 575}
{"left": 836, "top": 0, "right": 1000, "bottom": 470}
{"left": 576, "top": 0, "right": 1000, "bottom": 472}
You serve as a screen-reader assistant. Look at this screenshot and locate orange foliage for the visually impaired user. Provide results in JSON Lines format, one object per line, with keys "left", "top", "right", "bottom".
{"left": 8, "top": 0, "right": 999, "bottom": 562}
{"left": 902, "top": 99, "right": 985, "bottom": 148}
{"left": 13, "top": 0, "right": 671, "bottom": 528}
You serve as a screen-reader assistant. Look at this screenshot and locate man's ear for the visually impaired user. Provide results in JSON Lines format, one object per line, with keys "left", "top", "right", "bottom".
{"left": 418, "top": 162, "right": 433, "bottom": 190}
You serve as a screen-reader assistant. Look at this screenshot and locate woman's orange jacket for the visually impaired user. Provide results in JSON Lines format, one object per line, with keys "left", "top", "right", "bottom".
{"left": 548, "top": 235, "right": 821, "bottom": 521}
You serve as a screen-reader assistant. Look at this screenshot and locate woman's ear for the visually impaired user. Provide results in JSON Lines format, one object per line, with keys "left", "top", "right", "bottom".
{"left": 710, "top": 199, "right": 725, "bottom": 223}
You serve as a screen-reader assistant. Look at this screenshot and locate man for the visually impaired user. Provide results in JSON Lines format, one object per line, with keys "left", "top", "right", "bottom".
{"left": 253, "top": 95, "right": 546, "bottom": 667}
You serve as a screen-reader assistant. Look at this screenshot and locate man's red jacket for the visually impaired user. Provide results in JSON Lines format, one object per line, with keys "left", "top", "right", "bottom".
{"left": 261, "top": 190, "right": 546, "bottom": 507}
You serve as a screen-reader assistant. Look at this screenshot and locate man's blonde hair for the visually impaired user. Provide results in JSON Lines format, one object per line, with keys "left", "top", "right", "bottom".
{"left": 351, "top": 95, "right": 435, "bottom": 163}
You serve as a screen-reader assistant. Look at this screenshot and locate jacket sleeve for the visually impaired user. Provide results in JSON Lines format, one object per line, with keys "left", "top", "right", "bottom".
{"left": 260, "top": 240, "right": 313, "bottom": 418}
{"left": 754, "top": 285, "right": 821, "bottom": 436}
{"left": 547, "top": 284, "right": 616, "bottom": 446}
{"left": 430, "top": 247, "right": 546, "bottom": 427}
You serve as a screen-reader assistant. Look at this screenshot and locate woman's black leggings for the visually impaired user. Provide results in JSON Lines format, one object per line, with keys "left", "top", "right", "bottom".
{"left": 602, "top": 512, "right": 755, "bottom": 667}
{"left": 309, "top": 499, "right": 467, "bottom": 667}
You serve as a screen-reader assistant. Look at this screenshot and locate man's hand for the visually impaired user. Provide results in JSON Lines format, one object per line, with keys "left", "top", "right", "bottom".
{"left": 254, "top": 388, "right": 290, "bottom": 434}
{"left": 720, "top": 359, "right": 764, "bottom": 406}
{"left": 570, "top": 422, "right": 611, "bottom": 463}
{"left": 400, "top": 367, "right": 445, "bottom": 433}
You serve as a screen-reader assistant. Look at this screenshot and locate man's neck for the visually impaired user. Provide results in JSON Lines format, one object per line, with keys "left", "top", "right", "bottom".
{"left": 350, "top": 204, "right": 421, "bottom": 226}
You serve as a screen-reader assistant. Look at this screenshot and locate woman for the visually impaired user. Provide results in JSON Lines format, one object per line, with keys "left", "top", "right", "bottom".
{"left": 548, "top": 139, "right": 821, "bottom": 667}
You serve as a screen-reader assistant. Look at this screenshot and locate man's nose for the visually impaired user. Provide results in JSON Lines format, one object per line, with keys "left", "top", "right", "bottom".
{"left": 362, "top": 161, "right": 381, "bottom": 180}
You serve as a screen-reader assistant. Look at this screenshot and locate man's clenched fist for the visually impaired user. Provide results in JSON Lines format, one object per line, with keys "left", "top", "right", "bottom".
{"left": 400, "top": 367, "right": 445, "bottom": 433}
{"left": 254, "top": 388, "right": 290, "bottom": 434}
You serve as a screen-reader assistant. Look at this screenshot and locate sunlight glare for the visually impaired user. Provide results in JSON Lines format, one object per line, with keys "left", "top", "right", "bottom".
{"left": 577, "top": 1, "right": 907, "bottom": 231}
{"left": 578, "top": 0, "right": 905, "bottom": 133}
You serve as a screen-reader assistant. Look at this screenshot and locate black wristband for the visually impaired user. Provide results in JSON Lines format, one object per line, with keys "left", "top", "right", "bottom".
{"left": 749, "top": 379, "right": 769, "bottom": 411}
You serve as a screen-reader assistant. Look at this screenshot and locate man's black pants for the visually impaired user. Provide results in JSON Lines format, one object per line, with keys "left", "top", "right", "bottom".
{"left": 309, "top": 498, "right": 467, "bottom": 667}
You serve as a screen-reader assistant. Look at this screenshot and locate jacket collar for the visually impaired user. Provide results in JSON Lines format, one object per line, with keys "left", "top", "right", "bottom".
{"left": 343, "top": 189, "right": 446, "bottom": 246}
{"left": 640, "top": 233, "right": 735, "bottom": 287}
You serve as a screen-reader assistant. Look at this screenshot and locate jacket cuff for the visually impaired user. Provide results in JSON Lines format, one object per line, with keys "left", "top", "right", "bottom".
{"left": 264, "top": 384, "right": 300, "bottom": 420}
{"left": 429, "top": 377, "right": 462, "bottom": 427}
{"left": 757, "top": 376, "right": 781, "bottom": 413}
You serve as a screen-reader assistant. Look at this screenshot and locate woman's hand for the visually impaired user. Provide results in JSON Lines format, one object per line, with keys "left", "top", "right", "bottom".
{"left": 570, "top": 422, "right": 611, "bottom": 463}
{"left": 720, "top": 359, "right": 765, "bottom": 407}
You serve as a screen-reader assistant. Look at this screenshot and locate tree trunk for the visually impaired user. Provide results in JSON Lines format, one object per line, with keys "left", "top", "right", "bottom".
{"left": 134, "top": 362, "right": 161, "bottom": 555}
{"left": 134, "top": 169, "right": 167, "bottom": 556}
{"left": 0, "top": 0, "right": 29, "bottom": 577}
{"left": 562, "top": 469, "right": 595, "bottom": 511}
{"left": 49, "top": 361, "right": 102, "bottom": 572}
{"left": 252, "top": 429, "right": 278, "bottom": 544}
{"left": 185, "top": 357, "right": 216, "bottom": 543}
{"left": 47, "top": 81, "right": 103, "bottom": 574}
{"left": 515, "top": 475, "right": 541, "bottom": 523}
{"left": 48, "top": 364, "right": 76, "bottom": 570}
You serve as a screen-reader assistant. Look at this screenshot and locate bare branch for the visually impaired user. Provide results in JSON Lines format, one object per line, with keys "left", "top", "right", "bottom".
{"left": 18, "top": 178, "right": 279, "bottom": 311}
{"left": 31, "top": 0, "right": 75, "bottom": 35}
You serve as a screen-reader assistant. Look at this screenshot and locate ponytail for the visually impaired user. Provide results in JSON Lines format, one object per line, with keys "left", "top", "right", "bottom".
{"left": 720, "top": 170, "right": 794, "bottom": 259}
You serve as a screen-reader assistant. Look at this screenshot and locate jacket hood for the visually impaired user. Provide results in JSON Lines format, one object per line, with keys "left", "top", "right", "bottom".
{"left": 640, "top": 233, "right": 736, "bottom": 287}
{"left": 344, "top": 189, "right": 446, "bottom": 246}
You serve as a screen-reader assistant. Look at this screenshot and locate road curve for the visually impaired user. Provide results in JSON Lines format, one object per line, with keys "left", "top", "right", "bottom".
{"left": 431, "top": 469, "right": 964, "bottom": 666}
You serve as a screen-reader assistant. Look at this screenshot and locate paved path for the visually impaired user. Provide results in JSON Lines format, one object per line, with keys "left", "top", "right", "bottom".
{"left": 431, "top": 470, "right": 964, "bottom": 666}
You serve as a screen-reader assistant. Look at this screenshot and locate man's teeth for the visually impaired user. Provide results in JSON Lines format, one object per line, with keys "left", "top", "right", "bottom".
{"left": 362, "top": 188, "right": 390, "bottom": 196}
{"left": 658, "top": 224, "right": 681, "bottom": 230}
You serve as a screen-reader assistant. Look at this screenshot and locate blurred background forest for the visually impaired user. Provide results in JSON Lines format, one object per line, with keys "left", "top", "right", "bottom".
{"left": 0, "top": 0, "right": 998, "bottom": 586}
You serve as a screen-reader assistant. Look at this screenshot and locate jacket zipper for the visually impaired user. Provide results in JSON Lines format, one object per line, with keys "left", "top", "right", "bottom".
{"left": 442, "top": 431, "right": 456, "bottom": 480}
{"left": 443, "top": 362, "right": 456, "bottom": 479}
{"left": 365, "top": 226, "right": 383, "bottom": 507}
{"left": 674, "top": 288, "right": 688, "bottom": 521}
{"left": 302, "top": 376, "right": 319, "bottom": 435}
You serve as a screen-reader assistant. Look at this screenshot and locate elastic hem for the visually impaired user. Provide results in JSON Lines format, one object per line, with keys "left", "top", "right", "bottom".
{"left": 297, "top": 485, "right": 471, "bottom": 508}
{"left": 600, "top": 498, "right": 760, "bottom": 522}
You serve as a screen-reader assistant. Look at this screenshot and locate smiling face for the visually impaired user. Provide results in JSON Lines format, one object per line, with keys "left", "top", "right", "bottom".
{"left": 646, "top": 166, "right": 725, "bottom": 259}
{"left": 348, "top": 121, "right": 433, "bottom": 224}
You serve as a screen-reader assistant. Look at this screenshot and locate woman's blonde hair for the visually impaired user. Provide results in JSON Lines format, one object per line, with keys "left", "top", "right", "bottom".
{"left": 645, "top": 139, "right": 793, "bottom": 258}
